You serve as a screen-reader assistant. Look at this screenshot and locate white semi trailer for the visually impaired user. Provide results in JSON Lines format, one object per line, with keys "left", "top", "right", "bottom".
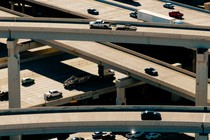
{"left": 137, "top": 9, "right": 184, "bottom": 24}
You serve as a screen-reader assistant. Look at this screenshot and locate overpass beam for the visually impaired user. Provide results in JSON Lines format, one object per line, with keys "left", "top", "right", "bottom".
{"left": 17, "top": 41, "right": 44, "bottom": 52}
{"left": 7, "top": 38, "right": 21, "bottom": 108}
{"left": 195, "top": 48, "right": 208, "bottom": 106}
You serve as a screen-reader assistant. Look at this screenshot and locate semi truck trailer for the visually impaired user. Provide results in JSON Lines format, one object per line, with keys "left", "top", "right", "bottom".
{"left": 137, "top": 9, "right": 184, "bottom": 24}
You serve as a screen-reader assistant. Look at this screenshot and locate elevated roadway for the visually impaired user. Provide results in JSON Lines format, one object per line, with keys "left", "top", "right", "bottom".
{"left": 1, "top": 20, "right": 210, "bottom": 104}
{"left": 0, "top": 3, "right": 210, "bottom": 106}
{"left": 0, "top": 105, "right": 208, "bottom": 136}
{"left": 24, "top": 0, "right": 210, "bottom": 26}
{"left": 1, "top": 1, "right": 210, "bottom": 106}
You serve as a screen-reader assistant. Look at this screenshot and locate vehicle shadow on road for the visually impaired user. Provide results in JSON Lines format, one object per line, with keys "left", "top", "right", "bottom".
{"left": 113, "top": 0, "right": 141, "bottom": 6}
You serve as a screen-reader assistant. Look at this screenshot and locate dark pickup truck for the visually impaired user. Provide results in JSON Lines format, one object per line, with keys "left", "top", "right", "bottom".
{"left": 63, "top": 69, "right": 115, "bottom": 89}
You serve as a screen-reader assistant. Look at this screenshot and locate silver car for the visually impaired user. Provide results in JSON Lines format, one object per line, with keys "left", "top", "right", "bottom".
{"left": 44, "top": 90, "right": 62, "bottom": 100}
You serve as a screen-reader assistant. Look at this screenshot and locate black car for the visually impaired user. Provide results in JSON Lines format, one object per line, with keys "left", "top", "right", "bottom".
{"left": 92, "top": 132, "right": 104, "bottom": 139}
{"left": 144, "top": 67, "right": 158, "bottom": 76}
{"left": 0, "top": 90, "right": 8, "bottom": 100}
{"left": 141, "top": 110, "right": 162, "bottom": 120}
{"left": 163, "top": 3, "right": 174, "bottom": 9}
{"left": 129, "top": 11, "right": 137, "bottom": 18}
{"left": 87, "top": 8, "right": 99, "bottom": 15}
{"left": 92, "top": 132, "right": 115, "bottom": 140}
{"left": 102, "top": 133, "right": 115, "bottom": 140}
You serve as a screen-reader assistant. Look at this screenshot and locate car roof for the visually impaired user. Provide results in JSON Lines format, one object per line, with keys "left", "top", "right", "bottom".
{"left": 22, "top": 77, "right": 32, "bottom": 80}
{"left": 49, "top": 89, "right": 58, "bottom": 92}
{"left": 172, "top": 10, "right": 180, "bottom": 12}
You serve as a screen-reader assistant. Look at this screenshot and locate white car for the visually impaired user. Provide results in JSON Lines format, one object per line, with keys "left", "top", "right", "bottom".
{"left": 44, "top": 90, "right": 62, "bottom": 100}
{"left": 126, "top": 130, "right": 144, "bottom": 139}
{"left": 145, "top": 133, "right": 161, "bottom": 139}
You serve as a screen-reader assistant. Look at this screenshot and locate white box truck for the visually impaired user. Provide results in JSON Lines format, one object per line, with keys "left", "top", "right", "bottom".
{"left": 137, "top": 9, "right": 184, "bottom": 24}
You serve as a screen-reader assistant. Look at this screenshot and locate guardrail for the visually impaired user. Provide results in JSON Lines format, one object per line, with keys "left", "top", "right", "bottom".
{"left": 0, "top": 105, "right": 208, "bottom": 116}
{"left": 0, "top": 17, "right": 210, "bottom": 31}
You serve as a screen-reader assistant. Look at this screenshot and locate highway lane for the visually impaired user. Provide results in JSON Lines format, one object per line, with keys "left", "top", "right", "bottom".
{"left": 0, "top": 54, "right": 126, "bottom": 109}
{"left": 25, "top": 0, "right": 138, "bottom": 21}
{"left": 1, "top": 21, "right": 210, "bottom": 39}
{"left": 25, "top": 0, "right": 210, "bottom": 25}
{"left": 0, "top": 111, "right": 206, "bottom": 136}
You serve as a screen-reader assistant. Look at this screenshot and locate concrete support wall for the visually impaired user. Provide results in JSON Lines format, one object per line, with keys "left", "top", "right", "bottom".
{"left": 116, "top": 87, "right": 126, "bottom": 105}
{"left": 195, "top": 48, "right": 208, "bottom": 106}
{"left": 195, "top": 48, "right": 208, "bottom": 140}
{"left": 7, "top": 39, "right": 21, "bottom": 109}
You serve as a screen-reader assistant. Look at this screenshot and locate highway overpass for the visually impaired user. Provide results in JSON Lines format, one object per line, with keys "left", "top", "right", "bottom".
{"left": 1, "top": 0, "right": 210, "bottom": 106}
{"left": 0, "top": 105, "right": 208, "bottom": 136}
{"left": 1, "top": 18, "right": 210, "bottom": 105}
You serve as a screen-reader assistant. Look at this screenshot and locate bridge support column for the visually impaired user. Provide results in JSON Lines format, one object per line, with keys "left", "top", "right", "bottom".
{"left": 195, "top": 48, "right": 208, "bottom": 106}
{"left": 98, "top": 64, "right": 104, "bottom": 78}
{"left": 7, "top": 39, "right": 21, "bottom": 140}
{"left": 195, "top": 48, "right": 208, "bottom": 140}
{"left": 7, "top": 39, "right": 21, "bottom": 108}
{"left": 9, "top": 1, "right": 15, "bottom": 10}
{"left": 116, "top": 87, "right": 126, "bottom": 105}
{"left": 21, "top": 0, "right": 25, "bottom": 13}
{"left": 197, "top": 134, "right": 208, "bottom": 140}
{"left": 115, "top": 77, "right": 140, "bottom": 105}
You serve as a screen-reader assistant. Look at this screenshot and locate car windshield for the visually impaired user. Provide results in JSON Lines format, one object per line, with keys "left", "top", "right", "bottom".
{"left": 49, "top": 90, "right": 58, "bottom": 94}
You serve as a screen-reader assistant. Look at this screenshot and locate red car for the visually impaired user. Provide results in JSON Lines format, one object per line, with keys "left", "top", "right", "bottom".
{"left": 169, "top": 11, "right": 183, "bottom": 18}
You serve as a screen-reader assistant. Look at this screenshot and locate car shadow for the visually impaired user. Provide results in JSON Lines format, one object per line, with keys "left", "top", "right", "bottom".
{"left": 0, "top": 97, "right": 8, "bottom": 102}
{"left": 21, "top": 83, "right": 35, "bottom": 87}
{"left": 45, "top": 95, "right": 63, "bottom": 101}
{"left": 114, "top": 0, "right": 141, "bottom": 6}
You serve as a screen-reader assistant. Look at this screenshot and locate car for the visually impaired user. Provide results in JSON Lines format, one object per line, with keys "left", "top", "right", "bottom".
{"left": 0, "top": 90, "right": 8, "bottom": 100}
{"left": 129, "top": 11, "right": 137, "bottom": 18}
{"left": 115, "top": 24, "right": 137, "bottom": 31}
{"left": 92, "top": 132, "right": 115, "bottom": 140}
{"left": 44, "top": 90, "right": 62, "bottom": 100}
{"left": 70, "top": 137, "right": 85, "bottom": 140}
{"left": 144, "top": 67, "right": 158, "bottom": 76}
{"left": 163, "top": 3, "right": 174, "bottom": 9}
{"left": 126, "top": 130, "right": 144, "bottom": 139}
{"left": 141, "top": 110, "right": 162, "bottom": 120}
{"left": 87, "top": 8, "right": 99, "bottom": 15}
{"left": 145, "top": 133, "right": 161, "bottom": 139}
{"left": 21, "top": 77, "right": 35, "bottom": 85}
{"left": 169, "top": 11, "right": 183, "bottom": 19}
{"left": 102, "top": 133, "right": 115, "bottom": 140}
{"left": 92, "top": 132, "right": 105, "bottom": 139}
